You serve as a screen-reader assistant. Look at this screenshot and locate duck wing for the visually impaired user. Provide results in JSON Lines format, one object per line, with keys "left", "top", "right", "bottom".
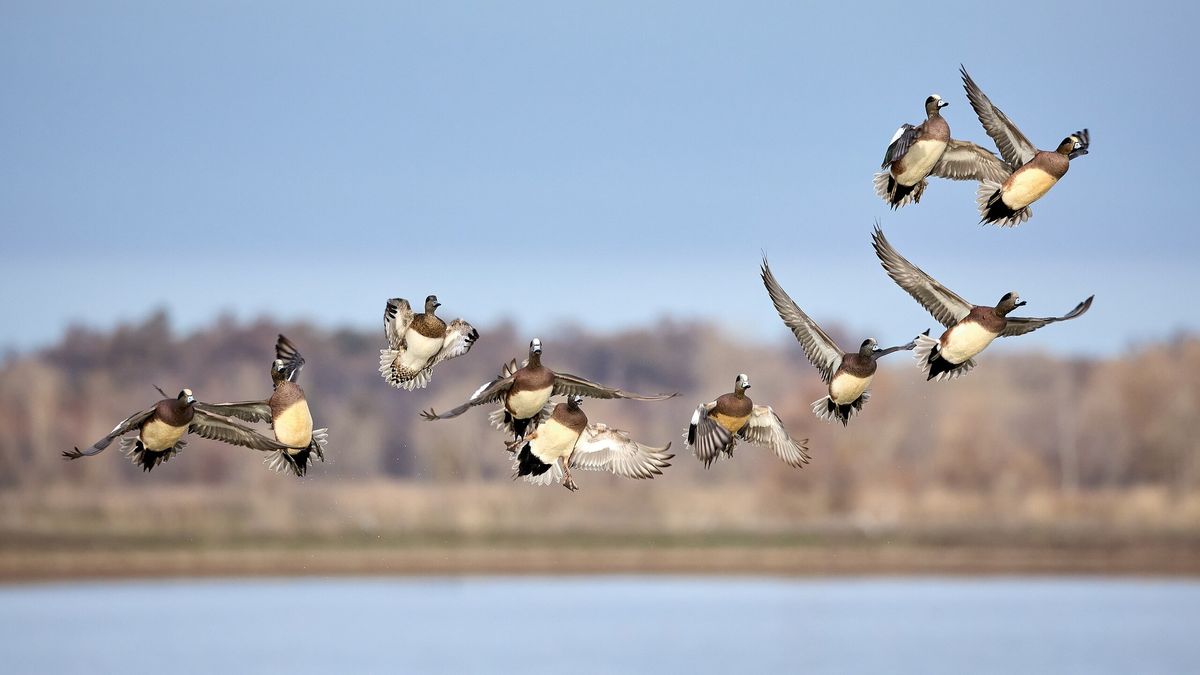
{"left": 872, "top": 225, "right": 974, "bottom": 328}
{"left": 761, "top": 256, "right": 844, "bottom": 383}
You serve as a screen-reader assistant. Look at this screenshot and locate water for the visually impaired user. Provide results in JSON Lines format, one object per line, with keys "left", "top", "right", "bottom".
{"left": 2, "top": 576, "right": 1197, "bottom": 674}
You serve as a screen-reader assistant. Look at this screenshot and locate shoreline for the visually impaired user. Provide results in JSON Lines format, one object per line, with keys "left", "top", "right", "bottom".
{"left": 5, "top": 541, "right": 1200, "bottom": 582}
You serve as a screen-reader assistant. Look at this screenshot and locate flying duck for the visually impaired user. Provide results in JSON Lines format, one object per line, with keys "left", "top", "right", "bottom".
{"left": 685, "top": 374, "right": 810, "bottom": 469}
{"left": 196, "top": 335, "right": 329, "bottom": 476}
{"left": 63, "top": 387, "right": 302, "bottom": 471}
{"left": 874, "top": 94, "right": 1011, "bottom": 209}
{"left": 509, "top": 394, "right": 673, "bottom": 491}
{"left": 872, "top": 226, "right": 1094, "bottom": 381}
{"left": 379, "top": 295, "right": 478, "bottom": 390}
{"left": 421, "top": 338, "right": 677, "bottom": 439}
{"left": 761, "top": 257, "right": 920, "bottom": 425}
{"left": 958, "top": 65, "right": 1090, "bottom": 226}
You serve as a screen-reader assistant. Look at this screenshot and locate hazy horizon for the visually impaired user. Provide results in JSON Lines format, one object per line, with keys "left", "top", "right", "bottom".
{"left": 4, "top": 1, "right": 1198, "bottom": 355}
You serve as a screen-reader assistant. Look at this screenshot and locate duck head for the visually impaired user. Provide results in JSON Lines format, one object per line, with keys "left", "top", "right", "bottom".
{"left": 1057, "top": 129, "right": 1089, "bottom": 159}
{"left": 734, "top": 373, "right": 751, "bottom": 397}
{"left": 177, "top": 388, "right": 196, "bottom": 407}
{"left": 925, "top": 94, "right": 949, "bottom": 116}
{"left": 528, "top": 338, "right": 543, "bottom": 365}
{"left": 424, "top": 295, "right": 441, "bottom": 314}
{"left": 996, "top": 291, "right": 1027, "bottom": 316}
{"left": 858, "top": 338, "right": 879, "bottom": 357}
{"left": 271, "top": 358, "right": 287, "bottom": 385}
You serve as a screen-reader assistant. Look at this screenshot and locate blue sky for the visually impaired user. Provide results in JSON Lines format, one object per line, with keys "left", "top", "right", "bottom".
{"left": 2, "top": 1, "right": 1197, "bottom": 355}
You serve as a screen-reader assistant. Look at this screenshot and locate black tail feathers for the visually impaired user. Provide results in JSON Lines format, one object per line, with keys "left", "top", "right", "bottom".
{"left": 982, "top": 189, "right": 1017, "bottom": 223}
{"left": 888, "top": 178, "right": 916, "bottom": 208}
{"left": 516, "top": 443, "right": 552, "bottom": 477}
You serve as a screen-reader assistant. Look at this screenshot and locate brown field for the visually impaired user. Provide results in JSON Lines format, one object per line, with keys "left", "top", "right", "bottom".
{"left": 2, "top": 315, "right": 1198, "bottom": 580}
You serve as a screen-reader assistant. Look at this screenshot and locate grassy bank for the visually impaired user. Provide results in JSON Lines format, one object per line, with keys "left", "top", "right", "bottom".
{"left": 4, "top": 481, "right": 1200, "bottom": 581}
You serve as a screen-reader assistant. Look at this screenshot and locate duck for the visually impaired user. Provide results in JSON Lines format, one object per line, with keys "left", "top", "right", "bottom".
{"left": 959, "top": 65, "right": 1090, "bottom": 226}
{"left": 761, "top": 256, "right": 921, "bottom": 425}
{"left": 509, "top": 394, "right": 673, "bottom": 491}
{"left": 872, "top": 225, "right": 1094, "bottom": 380}
{"left": 874, "top": 94, "right": 1011, "bottom": 209}
{"left": 196, "top": 335, "right": 329, "bottom": 476}
{"left": 421, "top": 338, "right": 677, "bottom": 439}
{"left": 63, "top": 387, "right": 303, "bottom": 471}
{"left": 379, "top": 295, "right": 478, "bottom": 390}
{"left": 685, "top": 374, "right": 810, "bottom": 469}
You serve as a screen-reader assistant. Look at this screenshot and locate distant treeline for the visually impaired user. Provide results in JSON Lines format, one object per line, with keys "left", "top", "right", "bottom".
{"left": 1, "top": 311, "right": 1198, "bottom": 536}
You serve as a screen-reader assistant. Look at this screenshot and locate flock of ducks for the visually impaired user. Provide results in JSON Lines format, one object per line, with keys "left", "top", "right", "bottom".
{"left": 64, "top": 66, "right": 1096, "bottom": 491}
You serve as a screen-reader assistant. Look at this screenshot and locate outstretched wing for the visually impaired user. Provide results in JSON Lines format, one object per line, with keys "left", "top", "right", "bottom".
{"left": 736, "top": 405, "right": 810, "bottom": 468}
{"left": 872, "top": 225, "right": 973, "bottom": 328}
{"left": 190, "top": 409, "right": 299, "bottom": 452}
{"left": 420, "top": 372, "right": 514, "bottom": 421}
{"left": 275, "top": 334, "right": 305, "bottom": 382}
{"left": 960, "top": 65, "right": 1037, "bottom": 169}
{"left": 881, "top": 123, "right": 920, "bottom": 168}
{"left": 569, "top": 423, "right": 673, "bottom": 480}
{"left": 63, "top": 407, "right": 156, "bottom": 459}
{"left": 194, "top": 401, "right": 271, "bottom": 424}
{"left": 761, "top": 256, "right": 844, "bottom": 383}
{"left": 383, "top": 298, "right": 414, "bottom": 349}
{"left": 686, "top": 403, "right": 733, "bottom": 469}
{"left": 929, "top": 139, "right": 1012, "bottom": 183}
{"left": 1001, "top": 296, "right": 1094, "bottom": 338}
{"left": 431, "top": 318, "right": 479, "bottom": 367}
{"left": 551, "top": 372, "right": 676, "bottom": 401}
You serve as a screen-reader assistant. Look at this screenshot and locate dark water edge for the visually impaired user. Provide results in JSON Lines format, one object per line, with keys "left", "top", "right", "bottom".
{"left": 6, "top": 538, "right": 1200, "bottom": 581}
{"left": 2, "top": 576, "right": 1198, "bottom": 674}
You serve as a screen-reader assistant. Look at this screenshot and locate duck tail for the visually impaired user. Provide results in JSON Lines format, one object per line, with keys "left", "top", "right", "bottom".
{"left": 873, "top": 171, "right": 925, "bottom": 209}
{"left": 515, "top": 443, "right": 552, "bottom": 477}
{"left": 913, "top": 333, "right": 976, "bottom": 382}
{"left": 264, "top": 429, "right": 328, "bottom": 477}
{"left": 378, "top": 349, "right": 432, "bottom": 390}
{"left": 122, "top": 437, "right": 184, "bottom": 472}
{"left": 810, "top": 392, "right": 870, "bottom": 426}
{"left": 977, "top": 180, "right": 1031, "bottom": 227}
{"left": 489, "top": 404, "right": 553, "bottom": 440}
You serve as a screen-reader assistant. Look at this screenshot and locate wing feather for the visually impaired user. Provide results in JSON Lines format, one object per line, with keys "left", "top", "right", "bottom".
{"left": 383, "top": 298, "right": 414, "bottom": 349}
{"left": 685, "top": 403, "right": 734, "bottom": 469}
{"left": 194, "top": 401, "right": 271, "bottom": 424}
{"left": 960, "top": 65, "right": 1037, "bottom": 169}
{"left": 274, "top": 335, "right": 306, "bottom": 382}
{"left": 190, "top": 410, "right": 299, "bottom": 452}
{"left": 1001, "top": 296, "right": 1094, "bottom": 338}
{"left": 569, "top": 424, "right": 673, "bottom": 480}
{"left": 431, "top": 318, "right": 479, "bottom": 367}
{"left": 761, "top": 257, "right": 844, "bottom": 383}
{"left": 881, "top": 123, "right": 920, "bottom": 168}
{"left": 736, "top": 405, "right": 810, "bottom": 468}
{"left": 551, "top": 372, "right": 676, "bottom": 401}
{"left": 63, "top": 407, "right": 156, "bottom": 459}
{"left": 872, "top": 225, "right": 973, "bottom": 328}
{"left": 930, "top": 139, "right": 1012, "bottom": 183}
{"left": 420, "top": 373, "right": 514, "bottom": 421}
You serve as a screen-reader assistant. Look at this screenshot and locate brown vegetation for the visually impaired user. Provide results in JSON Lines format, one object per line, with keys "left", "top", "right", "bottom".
{"left": 1, "top": 312, "right": 1198, "bottom": 578}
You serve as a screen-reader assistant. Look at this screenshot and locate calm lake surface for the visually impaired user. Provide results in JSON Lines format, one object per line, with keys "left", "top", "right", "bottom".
{"left": 2, "top": 576, "right": 1197, "bottom": 674}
